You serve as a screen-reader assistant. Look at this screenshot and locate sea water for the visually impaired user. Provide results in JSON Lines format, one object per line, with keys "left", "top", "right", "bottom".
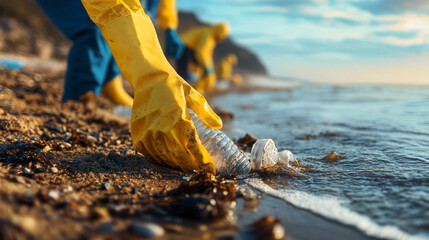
{"left": 213, "top": 81, "right": 429, "bottom": 239}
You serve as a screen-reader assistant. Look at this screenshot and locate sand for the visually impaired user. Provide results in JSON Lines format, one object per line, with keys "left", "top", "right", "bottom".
{"left": 0, "top": 67, "right": 373, "bottom": 240}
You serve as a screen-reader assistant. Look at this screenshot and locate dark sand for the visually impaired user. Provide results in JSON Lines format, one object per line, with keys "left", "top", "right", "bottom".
{"left": 0, "top": 67, "right": 373, "bottom": 239}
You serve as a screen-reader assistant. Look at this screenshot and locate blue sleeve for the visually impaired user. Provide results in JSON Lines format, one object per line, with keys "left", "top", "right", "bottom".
{"left": 145, "top": 0, "right": 161, "bottom": 20}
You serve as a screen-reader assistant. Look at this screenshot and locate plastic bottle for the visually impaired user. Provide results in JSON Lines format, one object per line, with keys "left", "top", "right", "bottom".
{"left": 188, "top": 109, "right": 251, "bottom": 175}
{"left": 250, "top": 139, "right": 296, "bottom": 170}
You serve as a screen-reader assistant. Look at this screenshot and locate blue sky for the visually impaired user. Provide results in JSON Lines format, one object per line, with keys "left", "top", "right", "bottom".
{"left": 177, "top": 0, "right": 429, "bottom": 84}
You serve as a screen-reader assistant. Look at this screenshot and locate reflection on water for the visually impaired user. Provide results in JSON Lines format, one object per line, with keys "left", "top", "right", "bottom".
{"left": 213, "top": 83, "right": 429, "bottom": 237}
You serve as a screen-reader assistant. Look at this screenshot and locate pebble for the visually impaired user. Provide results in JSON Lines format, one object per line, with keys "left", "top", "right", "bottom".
{"left": 91, "top": 207, "right": 110, "bottom": 220}
{"left": 162, "top": 223, "right": 183, "bottom": 233}
{"left": 128, "top": 223, "right": 165, "bottom": 238}
{"left": 63, "top": 185, "right": 73, "bottom": 193}
{"left": 14, "top": 176, "right": 26, "bottom": 184}
{"left": 87, "top": 135, "right": 97, "bottom": 141}
{"left": 49, "top": 167, "right": 59, "bottom": 173}
{"left": 12, "top": 216, "right": 37, "bottom": 233}
{"left": 42, "top": 145, "right": 52, "bottom": 152}
{"left": 322, "top": 151, "right": 345, "bottom": 161}
{"left": 198, "top": 224, "right": 208, "bottom": 232}
{"left": 97, "top": 223, "right": 115, "bottom": 233}
{"left": 272, "top": 223, "right": 285, "bottom": 240}
{"left": 48, "top": 190, "right": 60, "bottom": 200}
{"left": 23, "top": 168, "right": 32, "bottom": 174}
{"left": 101, "top": 183, "right": 111, "bottom": 191}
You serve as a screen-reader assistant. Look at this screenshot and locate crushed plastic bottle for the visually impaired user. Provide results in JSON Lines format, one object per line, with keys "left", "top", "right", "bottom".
{"left": 250, "top": 139, "right": 296, "bottom": 170}
{"left": 189, "top": 109, "right": 251, "bottom": 175}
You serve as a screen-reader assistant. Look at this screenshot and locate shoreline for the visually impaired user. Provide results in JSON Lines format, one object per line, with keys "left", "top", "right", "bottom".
{"left": 0, "top": 66, "right": 374, "bottom": 240}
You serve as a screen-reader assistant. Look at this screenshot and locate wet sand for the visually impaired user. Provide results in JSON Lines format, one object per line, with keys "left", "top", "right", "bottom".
{"left": 0, "top": 68, "right": 374, "bottom": 239}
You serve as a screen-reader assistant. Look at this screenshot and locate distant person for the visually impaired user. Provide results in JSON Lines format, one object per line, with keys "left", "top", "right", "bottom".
{"left": 177, "top": 23, "right": 230, "bottom": 93}
{"left": 35, "top": 0, "right": 184, "bottom": 107}
{"left": 215, "top": 54, "right": 243, "bottom": 86}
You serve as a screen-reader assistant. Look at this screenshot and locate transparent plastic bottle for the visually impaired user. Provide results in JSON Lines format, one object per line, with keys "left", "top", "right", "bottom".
{"left": 250, "top": 139, "right": 296, "bottom": 170}
{"left": 189, "top": 109, "right": 251, "bottom": 175}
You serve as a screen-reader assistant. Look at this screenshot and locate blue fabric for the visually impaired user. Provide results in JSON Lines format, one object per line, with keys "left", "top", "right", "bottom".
{"left": 203, "top": 66, "right": 214, "bottom": 75}
{"left": 0, "top": 59, "right": 24, "bottom": 70}
{"left": 145, "top": 0, "right": 161, "bottom": 20}
{"left": 35, "top": 0, "right": 121, "bottom": 101}
{"left": 165, "top": 28, "right": 185, "bottom": 60}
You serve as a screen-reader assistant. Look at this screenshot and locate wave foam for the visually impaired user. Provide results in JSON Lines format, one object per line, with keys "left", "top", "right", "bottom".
{"left": 245, "top": 178, "right": 428, "bottom": 240}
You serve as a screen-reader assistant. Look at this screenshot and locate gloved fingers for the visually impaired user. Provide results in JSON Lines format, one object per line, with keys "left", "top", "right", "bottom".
{"left": 138, "top": 120, "right": 216, "bottom": 174}
{"left": 182, "top": 79, "right": 222, "bottom": 130}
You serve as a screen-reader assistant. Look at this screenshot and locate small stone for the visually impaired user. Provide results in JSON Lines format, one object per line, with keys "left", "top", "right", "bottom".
{"left": 162, "top": 223, "right": 183, "bottom": 233}
{"left": 91, "top": 207, "right": 110, "bottom": 220}
{"left": 322, "top": 151, "right": 345, "bottom": 161}
{"left": 49, "top": 167, "right": 59, "bottom": 173}
{"left": 12, "top": 216, "right": 37, "bottom": 234}
{"left": 198, "top": 224, "right": 208, "bottom": 231}
{"left": 128, "top": 223, "right": 165, "bottom": 238}
{"left": 42, "top": 145, "right": 52, "bottom": 152}
{"left": 48, "top": 190, "right": 60, "bottom": 200}
{"left": 101, "top": 183, "right": 111, "bottom": 191}
{"left": 14, "top": 176, "right": 26, "bottom": 184}
{"left": 272, "top": 223, "right": 285, "bottom": 240}
{"left": 87, "top": 135, "right": 97, "bottom": 141}
{"left": 63, "top": 142, "right": 72, "bottom": 148}
{"left": 63, "top": 186, "right": 73, "bottom": 193}
{"left": 23, "top": 168, "right": 32, "bottom": 174}
{"left": 97, "top": 223, "right": 115, "bottom": 233}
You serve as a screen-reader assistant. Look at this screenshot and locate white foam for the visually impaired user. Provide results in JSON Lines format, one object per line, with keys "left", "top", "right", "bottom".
{"left": 245, "top": 178, "right": 428, "bottom": 240}
{"left": 248, "top": 75, "right": 299, "bottom": 89}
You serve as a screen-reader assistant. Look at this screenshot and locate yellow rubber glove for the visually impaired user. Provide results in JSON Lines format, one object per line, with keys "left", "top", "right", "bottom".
{"left": 157, "top": 0, "right": 178, "bottom": 30}
{"left": 180, "top": 23, "right": 230, "bottom": 73}
{"left": 231, "top": 74, "right": 243, "bottom": 85}
{"left": 194, "top": 73, "right": 216, "bottom": 93}
{"left": 216, "top": 54, "right": 238, "bottom": 80}
{"left": 81, "top": 0, "right": 222, "bottom": 174}
{"left": 101, "top": 75, "right": 133, "bottom": 107}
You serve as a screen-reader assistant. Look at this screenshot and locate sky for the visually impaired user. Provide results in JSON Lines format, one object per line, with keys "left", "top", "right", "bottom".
{"left": 177, "top": 0, "right": 429, "bottom": 85}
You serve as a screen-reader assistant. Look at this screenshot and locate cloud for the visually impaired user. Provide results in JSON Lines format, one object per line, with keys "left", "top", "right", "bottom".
{"left": 354, "top": 0, "right": 429, "bottom": 14}
{"left": 373, "top": 14, "right": 429, "bottom": 46}
{"left": 374, "top": 31, "right": 420, "bottom": 39}
{"left": 322, "top": 7, "right": 372, "bottom": 24}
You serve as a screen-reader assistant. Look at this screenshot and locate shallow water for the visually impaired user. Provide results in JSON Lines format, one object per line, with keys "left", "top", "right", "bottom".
{"left": 213, "top": 83, "right": 429, "bottom": 239}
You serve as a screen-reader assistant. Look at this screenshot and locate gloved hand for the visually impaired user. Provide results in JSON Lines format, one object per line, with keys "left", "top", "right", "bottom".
{"left": 194, "top": 72, "right": 216, "bottom": 93}
{"left": 81, "top": 0, "right": 222, "bottom": 174}
{"left": 230, "top": 74, "right": 243, "bottom": 85}
{"left": 165, "top": 28, "right": 185, "bottom": 60}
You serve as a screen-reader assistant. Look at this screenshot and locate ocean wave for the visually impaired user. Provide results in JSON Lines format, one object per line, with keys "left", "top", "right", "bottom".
{"left": 245, "top": 178, "right": 428, "bottom": 240}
